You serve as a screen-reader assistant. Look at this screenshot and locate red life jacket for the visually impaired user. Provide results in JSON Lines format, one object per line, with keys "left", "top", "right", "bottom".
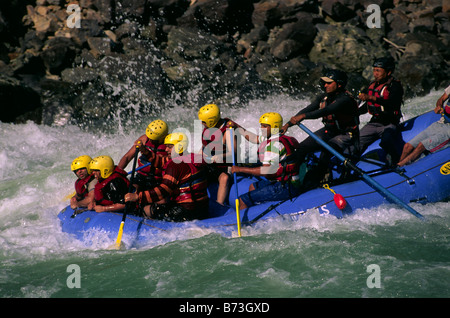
{"left": 94, "top": 166, "right": 130, "bottom": 206}
{"left": 137, "top": 138, "right": 167, "bottom": 181}
{"left": 202, "top": 118, "right": 238, "bottom": 165}
{"left": 257, "top": 135, "right": 300, "bottom": 182}
{"left": 163, "top": 153, "right": 209, "bottom": 205}
{"left": 367, "top": 77, "right": 401, "bottom": 119}
{"left": 320, "top": 91, "right": 359, "bottom": 133}
{"left": 444, "top": 101, "right": 450, "bottom": 122}
{"left": 74, "top": 174, "right": 95, "bottom": 198}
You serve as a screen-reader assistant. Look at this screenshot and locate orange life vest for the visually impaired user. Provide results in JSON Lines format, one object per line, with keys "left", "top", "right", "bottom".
{"left": 137, "top": 138, "right": 167, "bottom": 182}
{"left": 164, "top": 153, "right": 209, "bottom": 205}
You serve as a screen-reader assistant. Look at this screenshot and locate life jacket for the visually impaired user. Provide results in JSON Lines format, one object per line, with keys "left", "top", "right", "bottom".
{"left": 163, "top": 153, "right": 209, "bottom": 205}
{"left": 94, "top": 166, "right": 130, "bottom": 206}
{"left": 319, "top": 91, "right": 359, "bottom": 133}
{"left": 202, "top": 118, "right": 238, "bottom": 165}
{"left": 74, "top": 174, "right": 95, "bottom": 198}
{"left": 257, "top": 135, "right": 301, "bottom": 182}
{"left": 137, "top": 138, "right": 167, "bottom": 182}
{"left": 444, "top": 101, "right": 450, "bottom": 122}
{"left": 367, "top": 77, "right": 402, "bottom": 120}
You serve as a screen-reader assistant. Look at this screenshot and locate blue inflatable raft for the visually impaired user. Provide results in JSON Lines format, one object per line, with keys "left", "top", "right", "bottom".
{"left": 58, "top": 111, "right": 450, "bottom": 244}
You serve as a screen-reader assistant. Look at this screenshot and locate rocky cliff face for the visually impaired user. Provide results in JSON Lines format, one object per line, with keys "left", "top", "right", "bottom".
{"left": 1, "top": 0, "right": 449, "bottom": 126}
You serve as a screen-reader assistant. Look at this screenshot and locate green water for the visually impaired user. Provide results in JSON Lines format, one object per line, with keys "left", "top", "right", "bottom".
{"left": 2, "top": 210, "right": 449, "bottom": 299}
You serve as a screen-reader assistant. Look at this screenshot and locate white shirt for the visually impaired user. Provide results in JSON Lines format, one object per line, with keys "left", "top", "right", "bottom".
{"left": 257, "top": 133, "right": 287, "bottom": 166}
{"left": 445, "top": 85, "right": 450, "bottom": 96}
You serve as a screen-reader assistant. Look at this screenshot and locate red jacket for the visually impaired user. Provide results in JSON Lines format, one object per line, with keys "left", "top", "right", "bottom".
{"left": 139, "top": 153, "right": 208, "bottom": 210}
{"left": 94, "top": 166, "right": 130, "bottom": 206}
{"left": 138, "top": 138, "right": 168, "bottom": 182}
{"left": 202, "top": 118, "right": 239, "bottom": 168}
{"left": 74, "top": 174, "right": 95, "bottom": 198}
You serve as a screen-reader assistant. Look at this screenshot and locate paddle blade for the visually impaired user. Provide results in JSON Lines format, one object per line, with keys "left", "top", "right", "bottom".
{"left": 235, "top": 199, "right": 241, "bottom": 237}
{"left": 107, "top": 241, "right": 126, "bottom": 250}
{"left": 334, "top": 193, "right": 347, "bottom": 210}
{"left": 63, "top": 191, "right": 76, "bottom": 201}
{"left": 108, "top": 221, "right": 126, "bottom": 250}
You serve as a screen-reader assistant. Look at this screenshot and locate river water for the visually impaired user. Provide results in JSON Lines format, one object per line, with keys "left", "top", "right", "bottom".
{"left": 0, "top": 89, "right": 449, "bottom": 302}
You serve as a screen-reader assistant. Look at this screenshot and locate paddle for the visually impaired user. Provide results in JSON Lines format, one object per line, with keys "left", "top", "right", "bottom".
{"left": 249, "top": 199, "right": 284, "bottom": 224}
{"left": 297, "top": 123, "right": 424, "bottom": 220}
{"left": 229, "top": 127, "right": 242, "bottom": 237}
{"left": 127, "top": 162, "right": 151, "bottom": 175}
{"left": 109, "top": 143, "right": 141, "bottom": 250}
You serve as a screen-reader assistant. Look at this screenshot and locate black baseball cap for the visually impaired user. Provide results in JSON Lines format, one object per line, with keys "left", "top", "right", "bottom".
{"left": 320, "top": 69, "right": 348, "bottom": 87}
{"left": 373, "top": 57, "right": 395, "bottom": 71}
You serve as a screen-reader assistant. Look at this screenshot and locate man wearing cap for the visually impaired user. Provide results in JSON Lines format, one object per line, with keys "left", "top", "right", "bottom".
{"left": 357, "top": 56, "right": 405, "bottom": 165}
{"left": 281, "top": 69, "right": 359, "bottom": 185}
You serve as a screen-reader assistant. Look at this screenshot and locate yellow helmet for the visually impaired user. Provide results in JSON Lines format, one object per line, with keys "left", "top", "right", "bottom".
{"left": 164, "top": 132, "right": 189, "bottom": 154}
{"left": 89, "top": 155, "right": 115, "bottom": 179}
{"left": 146, "top": 119, "right": 168, "bottom": 141}
{"left": 259, "top": 112, "right": 283, "bottom": 134}
{"left": 71, "top": 155, "right": 92, "bottom": 174}
{"left": 198, "top": 103, "right": 220, "bottom": 128}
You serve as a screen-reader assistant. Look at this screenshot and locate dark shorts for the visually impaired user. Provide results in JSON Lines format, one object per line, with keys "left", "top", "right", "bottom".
{"left": 239, "top": 179, "right": 301, "bottom": 208}
{"left": 205, "top": 164, "right": 230, "bottom": 183}
{"left": 149, "top": 201, "right": 209, "bottom": 222}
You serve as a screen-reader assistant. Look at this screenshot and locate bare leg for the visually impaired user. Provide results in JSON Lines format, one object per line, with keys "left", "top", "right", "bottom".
{"left": 238, "top": 198, "right": 247, "bottom": 211}
{"left": 216, "top": 172, "right": 231, "bottom": 205}
{"left": 398, "top": 142, "right": 426, "bottom": 166}
{"left": 399, "top": 142, "right": 414, "bottom": 162}
{"left": 238, "top": 183, "right": 255, "bottom": 211}
{"left": 143, "top": 205, "right": 152, "bottom": 218}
